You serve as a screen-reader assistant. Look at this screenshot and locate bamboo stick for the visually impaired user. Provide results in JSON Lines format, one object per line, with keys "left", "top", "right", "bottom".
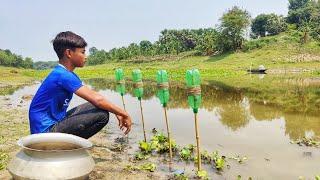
{"left": 121, "top": 95, "right": 126, "bottom": 111}
{"left": 194, "top": 112, "right": 201, "bottom": 171}
{"left": 164, "top": 107, "right": 173, "bottom": 167}
{"left": 139, "top": 99, "right": 147, "bottom": 142}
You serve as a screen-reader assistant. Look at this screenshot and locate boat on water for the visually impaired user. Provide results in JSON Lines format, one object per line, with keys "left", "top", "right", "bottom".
{"left": 247, "top": 69, "right": 267, "bottom": 74}
{"left": 247, "top": 65, "right": 267, "bottom": 74}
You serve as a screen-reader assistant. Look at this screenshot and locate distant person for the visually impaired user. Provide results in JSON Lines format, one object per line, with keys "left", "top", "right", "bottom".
{"left": 29, "top": 31, "right": 132, "bottom": 139}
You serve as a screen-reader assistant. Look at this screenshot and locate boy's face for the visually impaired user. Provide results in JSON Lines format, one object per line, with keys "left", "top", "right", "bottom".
{"left": 68, "top": 48, "right": 86, "bottom": 67}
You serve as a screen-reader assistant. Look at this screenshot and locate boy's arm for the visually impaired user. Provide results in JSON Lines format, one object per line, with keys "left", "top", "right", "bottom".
{"left": 75, "top": 85, "right": 132, "bottom": 134}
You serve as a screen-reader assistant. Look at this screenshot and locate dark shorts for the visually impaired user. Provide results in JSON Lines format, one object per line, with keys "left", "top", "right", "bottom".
{"left": 49, "top": 102, "right": 109, "bottom": 139}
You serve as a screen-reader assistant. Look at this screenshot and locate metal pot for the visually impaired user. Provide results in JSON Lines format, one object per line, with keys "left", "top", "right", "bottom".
{"left": 8, "top": 133, "right": 95, "bottom": 180}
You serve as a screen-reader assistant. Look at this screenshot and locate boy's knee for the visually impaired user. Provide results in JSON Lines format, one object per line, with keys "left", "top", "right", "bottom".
{"left": 96, "top": 110, "right": 109, "bottom": 124}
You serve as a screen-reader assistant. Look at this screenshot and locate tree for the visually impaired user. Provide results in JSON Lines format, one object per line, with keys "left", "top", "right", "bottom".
{"left": 127, "top": 43, "right": 140, "bottom": 57}
{"left": 139, "top": 40, "right": 153, "bottom": 56}
{"left": 194, "top": 28, "right": 218, "bottom": 55}
{"left": 251, "top": 13, "right": 287, "bottom": 38}
{"left": 89, "top": 47, "right": 98, "bottom": 55}
{"left": 265, "top": 14, "right": 287, "bottom": 35}
{"left": 309, "top": 0, "right": 320, "bottom": 40}
{"left": 0, "top": 49, "right": 34, "bottom": 68}
{"left": 217, "top": 6, "right": 251, "bottom": 51}
{"left": 287, "top": 0, "right": 316, "bottom": 25}
{"left": 87, "top": 48, "right": 110, "bottom": 65}
{"left": 23, "top": 57, "right": 33, "bottom": 68}
{"left": 251, "top": 14, "right": 269, "bottom": 37}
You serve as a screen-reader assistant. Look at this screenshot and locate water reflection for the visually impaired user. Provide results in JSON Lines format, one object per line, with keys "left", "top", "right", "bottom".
{"left": 84, "top": 78, "right": 320, "bottom": 140}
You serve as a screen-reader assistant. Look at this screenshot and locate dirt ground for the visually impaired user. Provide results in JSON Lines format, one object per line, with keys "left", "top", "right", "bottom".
{"left": 0, "top": 94, "right": 164, "bottom": 180}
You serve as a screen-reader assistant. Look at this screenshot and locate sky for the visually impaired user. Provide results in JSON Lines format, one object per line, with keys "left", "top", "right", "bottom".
{"left": 0, "top": 0, "right": 288, "bottom": 61}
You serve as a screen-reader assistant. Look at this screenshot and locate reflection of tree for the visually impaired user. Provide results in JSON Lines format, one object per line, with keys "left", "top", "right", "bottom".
{"left": 250, "top": 103, "right": 281, "bottom": 120}
{"left": 84, "top": 78, "right": 320, "bottom": 134}
{"left": 84, "top": 78, "right": 157, "bottom": 100}
{"left": 284, "top": 113, "right": 320, "bottom": 140}
{"left": 250, "top": 102, "right": 320, "bottom": 140}
{"left": 218, "top": 99, "right": 250, "bottom": 131}
{"left": 85, "top": 78, "right": 251, "bottom": 130}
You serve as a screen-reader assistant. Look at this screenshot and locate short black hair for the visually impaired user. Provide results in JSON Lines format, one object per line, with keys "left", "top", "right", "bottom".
{"left": 52, "top": 31, "right": 87, "bottom": 59}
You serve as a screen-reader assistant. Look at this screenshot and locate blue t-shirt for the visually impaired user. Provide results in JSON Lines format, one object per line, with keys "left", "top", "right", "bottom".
{"left": 29, "top": 65, "right": 83, "bottom": 134}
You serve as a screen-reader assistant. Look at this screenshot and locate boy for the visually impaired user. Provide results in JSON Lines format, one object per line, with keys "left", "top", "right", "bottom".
{"left": 29, "top": 31, "right": 132, "bottom": 139}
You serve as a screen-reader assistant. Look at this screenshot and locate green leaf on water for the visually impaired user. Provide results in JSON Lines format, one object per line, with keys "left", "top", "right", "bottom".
{"left": 196, "top": 170, "right": 209, "bottom": 180}
{"left": 152, "top": 132, "right": 167, "bottom": 143}
{"left": 179, "top": 147, "right": 192, "bottom": 161}
{"left": 188, "top": 144, "right": 195, "bottom": 152}
{"left": 229, "top": 155, "right": 248, "bottom": 164}
{"left": 174, "top": 173, "right": 189, "bottom": 180}
{"left": 215, "top": 157, "right": 225, "bottom": 170}
{"left": 211, "top": 151, "right": 226, "bottom": 170}
{"left": 134, "top": 152, "right": 150, "bottom": 160}
{"left": 139, "top": 163, "right": 156, "bottom": 172}
{"left": 124, "top": 163, "right": 156, "bottom": 172}
{"left": 139, "top": 141, "right": 155, "bottom": 153}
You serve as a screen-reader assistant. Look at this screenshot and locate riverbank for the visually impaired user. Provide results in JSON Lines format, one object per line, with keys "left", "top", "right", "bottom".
{"left": 0, "top": 91, "right": 162, "bottom": 179}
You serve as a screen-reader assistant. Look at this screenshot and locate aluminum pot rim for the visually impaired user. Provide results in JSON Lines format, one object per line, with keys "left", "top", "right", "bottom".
{"left": 17, "top": 133, "right": 93, "bottom": 152}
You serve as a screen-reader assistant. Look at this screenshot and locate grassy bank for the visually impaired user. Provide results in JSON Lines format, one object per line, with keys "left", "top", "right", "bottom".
{"left": 1, "top": 33, "right": 319, "bottom": 103}
{"left": 0, "top": 67, "right": 39, "bottom": 95}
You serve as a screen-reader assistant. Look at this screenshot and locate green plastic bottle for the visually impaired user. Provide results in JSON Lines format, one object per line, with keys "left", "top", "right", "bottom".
{"left": 186, "top": 69, "right": 202, "bottom": 113}
{"left": 132, "top": 69, "right": 144, "bottom": 100}
{"left": 156, "top": 70, "right": 170, "bottom": 107}
{"left": 115, "top": 68, "right": 125, "bottom": 96}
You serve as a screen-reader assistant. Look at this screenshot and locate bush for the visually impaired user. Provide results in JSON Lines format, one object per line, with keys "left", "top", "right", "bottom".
{"left": 242, "top": 37, "right": 278, "bottom": 51}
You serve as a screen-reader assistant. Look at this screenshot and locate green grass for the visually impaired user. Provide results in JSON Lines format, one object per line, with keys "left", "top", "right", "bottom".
{"left": 1, "top": 33, "right": 319, "bottom": 94}
{"left": 0, "top": 67, "right": 39, "bottom": 95}
{"left": 70, "top": 33, "right": 319, "bottom": 83}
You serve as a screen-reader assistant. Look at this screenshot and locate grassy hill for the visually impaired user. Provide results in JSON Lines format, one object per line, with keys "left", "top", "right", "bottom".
{"left": 76, "top": 33, "right": 320, "bottom": 81}
{"left": 1, "top": 33, "right": 320, "bottom": 96}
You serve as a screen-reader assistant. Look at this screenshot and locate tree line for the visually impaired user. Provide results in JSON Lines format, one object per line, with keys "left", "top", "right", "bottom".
{"left": 1, "top": 0, "right": 319, "bottom": 68}
{"left": 0, "top": 49, "right": 33, "bottom": 68}
{"left": 87, "top": 0, "right": 320, "bottom": 65}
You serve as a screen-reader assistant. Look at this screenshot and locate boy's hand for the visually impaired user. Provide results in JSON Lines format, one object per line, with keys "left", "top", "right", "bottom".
{"left": 116, "top": 114, "right": 132, "bottom": 135}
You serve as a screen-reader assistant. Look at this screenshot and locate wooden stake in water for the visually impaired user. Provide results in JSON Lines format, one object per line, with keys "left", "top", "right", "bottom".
{"left": 156, "top": 70, "right": 173, "bottom": 168}
{"left": 121, "top": 95, "right": 126, "bottom": 111}
{"left": 186, "top": 69, "right": 202, "bottom": 171}
{"left": 132, "top": 69, "right": 147, "bottom": 142}
{"left": 164, "top": 106, "right": 173, "bottom": 168}
{"left": 139, "top": 98, "right": 147, "bottom": 142}
{"left": 194, "top": 112, "right": 201, "bottom": 171}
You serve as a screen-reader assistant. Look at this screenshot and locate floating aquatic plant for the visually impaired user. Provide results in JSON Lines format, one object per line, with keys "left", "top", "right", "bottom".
{"left": 291, "top": 137, "right": 320, "bottom": 147}
{"left": 173, "top": 173, "right": 189, "bottom": 180}
{"left": 172, "top": 170, "right": 189, "bottom": 180}
{"left": 196, "top": 170, "right": 209, "bottom": 180}
{"left": 211, "top": 151, "right": 225, "bottom": 170}
{"left": 229, "top": 155, "right": 248, "bottom": 164}
{"left": 138, "top": 132, "right": 177, "bottom": 154}
{"left": 134, "top": 152, "right": 150, "bottom": 160}
{"left": 179, "top": 147, "right": 192, "bottom": 161}
{"left": 125, "top": 163, "right": 157, "bottom": 172}
{"left": 139, "top": 141, "right": 156, "bottom": 153}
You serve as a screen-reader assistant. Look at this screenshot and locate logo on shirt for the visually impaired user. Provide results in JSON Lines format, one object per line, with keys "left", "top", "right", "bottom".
{"left": 63, "top": 99, "right": 70, "bottom": 106}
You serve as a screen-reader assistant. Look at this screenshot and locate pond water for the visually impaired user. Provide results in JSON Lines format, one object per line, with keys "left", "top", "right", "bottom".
{"left": 7, "top": 75, "right": 320, "bottom": 179}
